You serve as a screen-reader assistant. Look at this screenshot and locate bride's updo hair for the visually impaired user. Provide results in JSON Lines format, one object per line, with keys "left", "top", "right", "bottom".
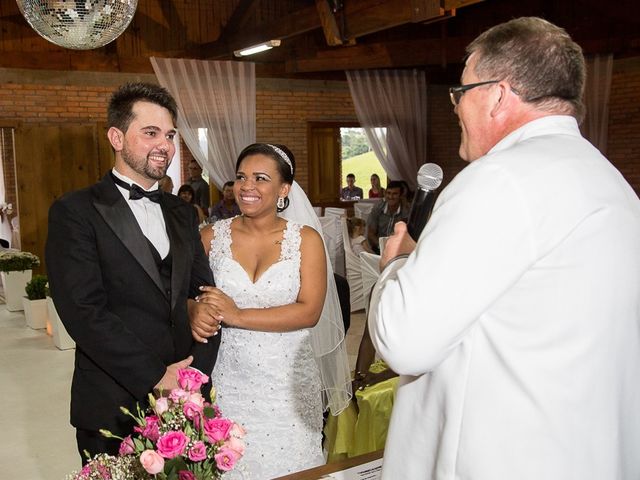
{"left": 236, "top": 143, "right": 296, "bottom": 212}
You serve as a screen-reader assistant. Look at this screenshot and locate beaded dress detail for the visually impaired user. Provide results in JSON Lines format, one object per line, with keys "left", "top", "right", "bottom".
{"left": 209, "top": 217, "right": 324, "bottom": 479}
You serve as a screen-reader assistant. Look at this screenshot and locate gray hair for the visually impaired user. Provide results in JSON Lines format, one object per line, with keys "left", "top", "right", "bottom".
{"left": 467, "top": 17, "right": 586, "bottom": 122}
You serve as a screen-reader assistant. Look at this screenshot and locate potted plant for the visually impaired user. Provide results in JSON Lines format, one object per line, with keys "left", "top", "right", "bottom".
{"left": 45, "top": 284, "right": 75, "bottom": 350}
{"left": 0, "top": 250, "right": 40, "bottom": 311}
{"left": 23, "top": 274, "right": 49, "bottom": 330}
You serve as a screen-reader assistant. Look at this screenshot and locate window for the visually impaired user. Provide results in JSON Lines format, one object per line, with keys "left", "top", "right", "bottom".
{"left": 340, "top": 127, "right": 386, "bottom": 198}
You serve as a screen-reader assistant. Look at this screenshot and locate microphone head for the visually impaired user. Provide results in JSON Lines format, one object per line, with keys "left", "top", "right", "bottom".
{"left": 416, "top": 163, "right": 443, "bottom": 191}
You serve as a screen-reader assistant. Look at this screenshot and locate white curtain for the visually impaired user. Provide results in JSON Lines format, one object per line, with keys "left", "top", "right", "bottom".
{"left": 346, "top": 69, "right": 427, "bottom": 189}
{"left": 0, "top": 129, "right": 14, "bottom": 247}
{"left": 150, "top": 58, "right": 256, "bottom": 189}
{"left": 582, "top": 54, "right": 613, "bottom": 155}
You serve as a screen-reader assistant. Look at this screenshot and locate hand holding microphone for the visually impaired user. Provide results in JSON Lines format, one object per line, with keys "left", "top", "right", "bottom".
{"left": 406, "top": 163, "right": 443, "bottom": 241}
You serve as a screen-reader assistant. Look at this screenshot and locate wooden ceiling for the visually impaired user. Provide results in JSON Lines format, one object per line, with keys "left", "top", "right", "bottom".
{"left": 1, "top": 0, "right": 638, "bottom": 83}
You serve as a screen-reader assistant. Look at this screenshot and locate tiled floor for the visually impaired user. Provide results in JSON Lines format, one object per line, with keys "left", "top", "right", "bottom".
{"left": 0, "top": 301, "right": 366, "bottom": 479}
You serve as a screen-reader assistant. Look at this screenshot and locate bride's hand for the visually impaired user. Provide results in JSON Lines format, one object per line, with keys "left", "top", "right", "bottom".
{"left": 187, "top": 298, "right": 221, "bottom": 343}
{"left": 197, "top": 286, "right": 242, "bottom": 328}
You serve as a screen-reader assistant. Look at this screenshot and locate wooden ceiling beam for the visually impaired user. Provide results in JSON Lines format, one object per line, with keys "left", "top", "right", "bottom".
{"left": 193, "top": 4, "right": 321, "bottom": 59}
{"left": 179, "top": 0, "right": 469, "bottom": 60}
{"left": 315, "top": 0, "right": 345, "bottom": 46}
{"left": 217, "top": 0, "right": 260, "bottom": 43}
{"left": 339, "top": 0, "right": 455, "bottom": 39}
{"left": 285, "top": 33, "right": 638, "bottom": 73}
{"left": 286, "top": 37, "right": 468, "bottom": 73}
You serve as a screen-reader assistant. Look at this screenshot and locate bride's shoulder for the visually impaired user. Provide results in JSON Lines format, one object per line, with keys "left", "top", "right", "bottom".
{"left": 297, "top": 224, "right": 323, "bottom": 249}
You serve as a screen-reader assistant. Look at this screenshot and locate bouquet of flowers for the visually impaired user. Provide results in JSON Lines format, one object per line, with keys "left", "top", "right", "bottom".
{"left": 68, "top": 369, "right": 245, "bottom": 480}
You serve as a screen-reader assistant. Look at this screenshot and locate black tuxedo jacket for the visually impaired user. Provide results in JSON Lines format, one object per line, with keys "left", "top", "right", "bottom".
{"left": 46, "top": 173, "right": 220, "bottom": 434}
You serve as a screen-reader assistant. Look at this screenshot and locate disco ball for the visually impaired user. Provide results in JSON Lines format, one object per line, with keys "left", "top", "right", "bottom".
{"left": 16, "top": 0, "right": 138, "bottom": 50}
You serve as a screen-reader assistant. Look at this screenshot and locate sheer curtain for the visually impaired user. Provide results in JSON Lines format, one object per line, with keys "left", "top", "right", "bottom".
{"left": 0, "top": 129, "right": 14, "bottom": 247}
{"left": 150, "top": 58, "right": 256, "bottom": 189}
{"left": 346, "top": 69, "right": 427, "bottom": 189}
{"left": 582, "top": 54, "right": 613, "bottom": 155}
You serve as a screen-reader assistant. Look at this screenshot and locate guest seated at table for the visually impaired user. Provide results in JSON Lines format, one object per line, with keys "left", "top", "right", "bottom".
{"left": 347, "top": 217, "right": 373, "bottom": 256}
{"left": 366, "top": 181, "right": 409, "bottom": 254}
{"left": 368, "top": 173, "right": 385, "bottom": 199}
{"left": 177, "top": 184, "right": 207, "bottom": 224}
{"left": 209, "top": 180, "right": 241, "bottom": 221}
{"left": 341, "top": 173, "right": 364, "bottom": 200}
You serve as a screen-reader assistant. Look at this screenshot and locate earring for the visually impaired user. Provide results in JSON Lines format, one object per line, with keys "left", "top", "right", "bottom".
{"left": 277, "top": 197, "right": 285, "bottom": 209}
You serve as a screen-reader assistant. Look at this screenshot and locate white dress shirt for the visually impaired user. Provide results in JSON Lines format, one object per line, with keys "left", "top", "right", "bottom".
{"left": 369, "top": 116, "right": 640, "bottom": 480}
{"left": 112, "top": 169, "right": 170, "bottom": 259}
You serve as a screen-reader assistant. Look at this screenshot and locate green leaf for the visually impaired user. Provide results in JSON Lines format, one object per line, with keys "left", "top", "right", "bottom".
{"left": 203, "top": 406, "right": 216, "bottom": 419}
{"left": 133, "top": 437, "right": 146, "bottom": 452}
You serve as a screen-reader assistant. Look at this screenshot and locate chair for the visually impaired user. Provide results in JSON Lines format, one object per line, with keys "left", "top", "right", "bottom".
{"left": 324, "top": 206, "right": 347, "bottom": 218}
{"left": 353, "top": 199, "right": 379, "bottom": 221}
{"left": 341, "top": 217, "right": 364, "bottom": 312}
{"left": 319, "top": 215, "right": 345, "bottom": 277}
{"left": 360, "top": 252, "right": 381, "bottom": 316}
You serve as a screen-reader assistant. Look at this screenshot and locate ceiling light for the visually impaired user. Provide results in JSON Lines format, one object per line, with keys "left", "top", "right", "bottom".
{"left": 234, "top": 40, "right": 281, "bottom": 57}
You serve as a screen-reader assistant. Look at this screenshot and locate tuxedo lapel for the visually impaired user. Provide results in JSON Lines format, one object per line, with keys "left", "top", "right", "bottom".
{"left": 162, "top": 199, "right": 190, "bottom": 312}
{"left": 92, "top": 175, "right": 165, "bottom": 295}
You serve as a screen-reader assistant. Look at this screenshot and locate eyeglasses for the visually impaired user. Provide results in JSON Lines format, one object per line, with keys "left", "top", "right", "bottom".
{"left": 449, "top": 80, "right": 499, "bottom": 107}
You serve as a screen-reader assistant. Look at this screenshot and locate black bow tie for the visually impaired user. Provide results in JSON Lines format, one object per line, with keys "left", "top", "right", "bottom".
{"left": 111, "top": 173, "right": 163, "bottom": 203}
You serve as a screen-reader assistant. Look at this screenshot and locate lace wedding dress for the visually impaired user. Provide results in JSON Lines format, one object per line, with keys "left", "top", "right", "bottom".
{"left": 209, "top": 218, "right": 325, "bottom": 479}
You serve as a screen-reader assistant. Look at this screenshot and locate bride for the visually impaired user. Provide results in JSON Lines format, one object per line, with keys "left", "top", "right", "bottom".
{"left": 192, "top": 143, "right": 351, "bottom": 479}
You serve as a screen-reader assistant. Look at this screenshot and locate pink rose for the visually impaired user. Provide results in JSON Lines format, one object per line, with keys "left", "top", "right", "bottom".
{"left": 215, "top": 446, "right": 240, "bottom": 471}
{"left": 223, "top": 435, "right": 245, "bottom": 456}
{"left": 177, "top": 368, "right": 209, "bottom": 392}
{"left": 193, "top": 414, "right": 202, "bottom": 430}
{"left": 154, "top": 397, "right": 169, "bottom": 416}
{"left": 169, "top": 388, "right": 190, "bottom": 404}
{"left": 140, "top": 449, "right": 165, "bottom": 474}
{"left": 119, "top": 435, "right": 135, "bottom": 455}
{"left": 134, "top": 415, "right": 160, "bottom": 442}
{"left": 230, "top": 422, "right": 246, "bottom": 439}
{"left": 178, "top": 471, "right": 196, "bottom": 480}
{"left": 203, "top": 417, "right": 233, "bottom": 443}
{"left": 188, "top": 392, "right": 205, "bottom": 408}
{"left": 183, "top": 401, "right": 203, "bottom": 421}
{"left": 156, "top": 431, "right": 189, "bottom": 459}
{"left": 188, "top": 440, "right": 207, "bottom": 462}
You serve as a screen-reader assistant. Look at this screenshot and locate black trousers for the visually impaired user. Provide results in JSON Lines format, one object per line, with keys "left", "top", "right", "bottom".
{"left": 76, "top": 429, "right": 121, "bottom": 465}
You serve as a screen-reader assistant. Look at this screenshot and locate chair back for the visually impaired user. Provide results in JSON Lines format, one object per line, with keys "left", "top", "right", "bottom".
{"left": 360, "top": 252, "right": 381, "bottom": 316}
{"left": 341, "top": 217, "right": 365, "bottom": 312}
{"left": 319, "top": 215, "right": 345, "bottom": 277}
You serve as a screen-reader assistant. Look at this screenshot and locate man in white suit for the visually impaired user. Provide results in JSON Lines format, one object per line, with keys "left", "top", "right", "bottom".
{"left": 369, "top": 17, "right": 640, "bottom": 480}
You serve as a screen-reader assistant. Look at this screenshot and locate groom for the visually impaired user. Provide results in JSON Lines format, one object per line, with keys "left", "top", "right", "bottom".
{"left": 46, "top": 83, "right": 221, "bottom": 462}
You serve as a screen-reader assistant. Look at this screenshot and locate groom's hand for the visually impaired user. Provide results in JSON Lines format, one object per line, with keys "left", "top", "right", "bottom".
{"left": 154, "top": 356, "right": 193, "bottom": 394}
{"left": 188, "top": 298, "right": 221, "bottom": 343}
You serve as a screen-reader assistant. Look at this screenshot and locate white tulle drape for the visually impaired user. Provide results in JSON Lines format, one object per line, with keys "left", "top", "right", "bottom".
{"left": 280, "top": 182, "right": 352, "bottom": 415}
{"left": 346, "top": 69, "right": 427, "bottom": 189}
{"left": 150, "top": 58, "right": 256, "bottom": 189}
{"left": 582, "top": 54, "right": 613, "bottom": 155}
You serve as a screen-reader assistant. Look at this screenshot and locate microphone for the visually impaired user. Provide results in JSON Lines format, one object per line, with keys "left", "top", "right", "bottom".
{"left": 406, "top": 163, "right": 443, "bottom": 241}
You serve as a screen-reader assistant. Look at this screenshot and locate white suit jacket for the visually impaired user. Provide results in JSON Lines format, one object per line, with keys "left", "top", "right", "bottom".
{"left": 369, "top": 116, "right": 640, "bottom": 480}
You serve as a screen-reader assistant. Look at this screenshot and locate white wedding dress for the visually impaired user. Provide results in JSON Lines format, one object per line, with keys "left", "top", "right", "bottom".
{"left": 209, "top": 217, "right": 325, "bottom": 479}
